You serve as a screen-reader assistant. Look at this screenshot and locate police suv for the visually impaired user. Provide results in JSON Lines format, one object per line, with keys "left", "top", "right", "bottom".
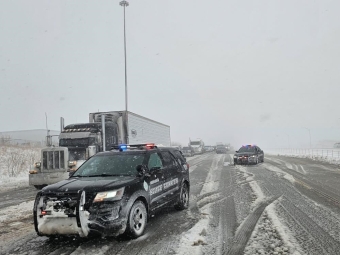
{"left": 33, "top": 144, "right": 190, "bottom": 238}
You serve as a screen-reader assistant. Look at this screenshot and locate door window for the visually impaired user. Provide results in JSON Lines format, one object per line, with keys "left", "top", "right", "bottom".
{"left": 148, "top": 153, "right": 163, "bottom": 170}
{"left": 161, "top": 151, "right": 181, "bottom": 175}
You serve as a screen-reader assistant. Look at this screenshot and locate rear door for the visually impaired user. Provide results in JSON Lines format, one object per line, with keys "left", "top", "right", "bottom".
{"left": 147, "top": 152, "right": 166, "bottom": 210}
{"left": 160, "top": 151, "right": 181, "bottom": 202}
{"left": 256, "top": 146, "right": 264, "bottom": 161}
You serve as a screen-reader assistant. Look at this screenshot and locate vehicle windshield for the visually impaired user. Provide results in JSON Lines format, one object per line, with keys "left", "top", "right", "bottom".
{"left": 238, "top": 146, "right": 256, "bottom": 153}
{"left": 190, "top": 142, "right": 201, "bottom": 145}
{"left": 73, "top": 154, "right": 145, "bottom": 177}
{"left": 59, "top": 138, "right": 95, "bottom": 147}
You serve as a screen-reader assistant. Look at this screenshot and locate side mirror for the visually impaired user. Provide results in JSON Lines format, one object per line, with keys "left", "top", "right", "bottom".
{"left": 235, "top": 151, "right": 238, "bottom": 153}
{"left": 136, "top": 165, "right": 147, "bottom": 176}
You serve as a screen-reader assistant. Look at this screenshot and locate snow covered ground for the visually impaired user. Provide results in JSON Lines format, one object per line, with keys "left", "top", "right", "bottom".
{"left": 175, "top": 154, "right": 223, "bottom": 255}
{"left": 2, "top": 152, "right": 340, "bottom": 254}
{"left": 266, "top": 148, "right": 340, "bottom": 164}
{"left": 0, "top": 145, "right": 40, "bottom": 192}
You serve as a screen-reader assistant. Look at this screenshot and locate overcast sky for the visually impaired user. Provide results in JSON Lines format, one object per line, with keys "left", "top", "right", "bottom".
{"left": 1, "top": 0, "right": 340, "bottom": 148}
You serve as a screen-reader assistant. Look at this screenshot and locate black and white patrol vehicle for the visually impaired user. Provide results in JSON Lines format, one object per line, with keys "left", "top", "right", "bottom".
{"left": 233, "top": 145, "right": 264, "bottom": 165}
{"left": 33, "top": 144, "right": 190, "bottom": 238}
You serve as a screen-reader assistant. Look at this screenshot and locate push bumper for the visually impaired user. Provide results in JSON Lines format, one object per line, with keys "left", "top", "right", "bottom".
{"left": 34, "top": 191, "right": 129, "bottom": 237}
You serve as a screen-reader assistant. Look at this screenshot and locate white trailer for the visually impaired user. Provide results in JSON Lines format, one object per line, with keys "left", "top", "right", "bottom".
{"left": 88, "top": 111, "right": 171, "bottom": 146}
{"left": 29, "top": 111, "right": 170, "bottom": 189}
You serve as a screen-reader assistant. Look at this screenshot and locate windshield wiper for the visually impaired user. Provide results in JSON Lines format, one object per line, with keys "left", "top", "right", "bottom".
{"left": 77, "top": 174, "right": 125, "bottom": 177}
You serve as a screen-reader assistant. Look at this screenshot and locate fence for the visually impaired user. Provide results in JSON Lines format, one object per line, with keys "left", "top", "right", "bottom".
{"left": 265, "top": 148, "right": 340, "bottom": 161}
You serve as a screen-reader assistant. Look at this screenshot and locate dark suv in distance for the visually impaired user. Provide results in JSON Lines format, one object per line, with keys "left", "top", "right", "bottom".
{"left": 216, "top": 145, "right": 228, "bottom": 154}
{"left": 33, "top": 144, "right": 190, "bottom": 239}
{"left": 182, "top": 146, "right": 194, "bottom": 157}
{"left": 233, "top": 145, "right": 264, "bottom": 165}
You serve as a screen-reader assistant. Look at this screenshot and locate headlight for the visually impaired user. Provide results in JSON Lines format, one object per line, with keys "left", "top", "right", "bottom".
{"left": 93, "top": 187, "right": 125, "bottom": 202}
{"left": 34, "top": 162, "right": 41, "bottom": 168}
{"left": 250, "top": 155, "right": 256, "bottom": 158}
{"left": 68, "top": 161, "right": 77, "bottom": 167}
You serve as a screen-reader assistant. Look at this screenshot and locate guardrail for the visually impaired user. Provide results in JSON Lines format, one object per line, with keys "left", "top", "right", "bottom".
{"left": 265, "top": 148, "right": 340, "bottom": 161}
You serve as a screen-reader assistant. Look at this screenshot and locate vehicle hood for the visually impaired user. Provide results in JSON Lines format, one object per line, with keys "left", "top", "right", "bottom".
{"left": 234, "top": 152, "right": 256, "bottom": 156}
{"left": 42, "top": 176, "right": 138, "bottom": 193}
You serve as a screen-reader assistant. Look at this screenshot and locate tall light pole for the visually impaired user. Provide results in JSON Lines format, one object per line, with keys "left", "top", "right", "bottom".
{"left": 303, "top": 127, "right": 312, "bottom": 148}
{"left": 120, "top": 0, "right": 129, "bottom": 144}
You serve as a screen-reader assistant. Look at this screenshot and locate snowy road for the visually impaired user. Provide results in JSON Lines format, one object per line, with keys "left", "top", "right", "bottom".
{"left": 2, "top": 153, "right": 340, "bottom": 254}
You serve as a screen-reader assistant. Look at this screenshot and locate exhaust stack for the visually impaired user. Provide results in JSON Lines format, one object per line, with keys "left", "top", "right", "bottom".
{"left": 101, "top": 115, "right": 106, "bottom": 151}
{"left": 60, "top": 117, "right": 65, "bottom": 132}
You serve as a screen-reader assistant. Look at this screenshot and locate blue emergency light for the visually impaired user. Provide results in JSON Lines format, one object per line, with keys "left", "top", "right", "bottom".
{"left": 119, "top": 144, "right": 128, "bottom": 151}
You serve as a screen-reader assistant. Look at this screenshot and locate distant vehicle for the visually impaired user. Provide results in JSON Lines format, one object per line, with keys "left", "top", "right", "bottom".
{"left": 216, "top": 144, "right": 227, "bottom": 154}
{"left": 233, "top": 145, "right": 264, "bottom": 165}
{"left": 189, "top": 139, "right": 205, "bottom": 155}
{"left": 204, "top": 146, "right": 214, "bottom": 152}
{"left": 182, "top": 146, "right": 194, "bottom": 157}
{"left": 29, "top": 111, "right": 171, "bottom": 189}
{"left": 33, "top": 144, "right": 190, "bottom": 238}
{"left": 334, "top": 143, "right": 340, "bottom": 148}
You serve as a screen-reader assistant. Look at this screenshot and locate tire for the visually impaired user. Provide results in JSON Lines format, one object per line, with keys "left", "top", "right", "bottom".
{"left": 126, "top": 201, "right": 147, "bottom": 238}
{"left": 255, "top": 157, "right": 259, "bottom": 165}
{"left": 175, "top": 183, "right": 189, "bottom": 210}
{"left": 34, "top": 185, "right": 45, "bottom": 190}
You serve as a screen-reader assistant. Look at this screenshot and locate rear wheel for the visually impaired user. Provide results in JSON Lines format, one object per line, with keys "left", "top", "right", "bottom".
{"left": 34, "top": 185, "right": 45, "bottom": 190}
{"left": 126, "top": 201, "right": 147, "bottom": 238}
{"left": 175, "top": 183, "right": 189, "bottom": 210}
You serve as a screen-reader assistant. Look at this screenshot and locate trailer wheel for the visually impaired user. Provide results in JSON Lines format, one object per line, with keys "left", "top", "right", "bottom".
{"left": 34, "top": 185, "right": 46, "bottom": 190}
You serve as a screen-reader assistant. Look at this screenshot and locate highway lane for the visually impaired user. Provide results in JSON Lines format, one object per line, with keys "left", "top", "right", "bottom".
{"left": 3, "top": 153, "right": 340, "bottom": 254}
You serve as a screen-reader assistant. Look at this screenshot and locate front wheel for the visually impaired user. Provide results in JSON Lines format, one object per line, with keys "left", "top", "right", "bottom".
{"left": 175, "top": 183, "right": 189, "bottom": 210}
{"left": 126, "top": 201, "right": 147, "bottom": 238}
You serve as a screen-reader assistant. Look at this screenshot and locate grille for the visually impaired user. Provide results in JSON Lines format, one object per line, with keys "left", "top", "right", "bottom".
{"left": 42, "top": 150, "right": 65, "bottom": 170}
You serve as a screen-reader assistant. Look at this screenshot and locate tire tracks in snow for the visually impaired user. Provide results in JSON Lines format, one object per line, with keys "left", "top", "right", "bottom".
{"left": 225, "top": 197, "right": 279, "bottom": 255}
{"left": 250, "top": 161, "right": 340, "bottom": 254}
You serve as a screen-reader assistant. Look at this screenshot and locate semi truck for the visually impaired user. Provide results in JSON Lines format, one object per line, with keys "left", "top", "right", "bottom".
{"left": 29, "top": 111, "right": 171, "bottom": 189}
{"left": 189, "top": 139, "right": 205, "bottom": 155}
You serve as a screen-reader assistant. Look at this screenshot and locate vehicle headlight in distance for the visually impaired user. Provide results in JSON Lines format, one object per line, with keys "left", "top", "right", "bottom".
{"left": 93, "top": 187, "right": 125, "bottom": 202}
{"left": 250, "top": 155, "right": 256, "bottom": 158}
{"left": 69, "top": 161, "right": 77, "bottom": 167}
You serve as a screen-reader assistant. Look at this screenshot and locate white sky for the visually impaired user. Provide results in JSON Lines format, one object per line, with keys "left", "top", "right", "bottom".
{"left": 1, "top": 0, "right": 340, "bottom": 148}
